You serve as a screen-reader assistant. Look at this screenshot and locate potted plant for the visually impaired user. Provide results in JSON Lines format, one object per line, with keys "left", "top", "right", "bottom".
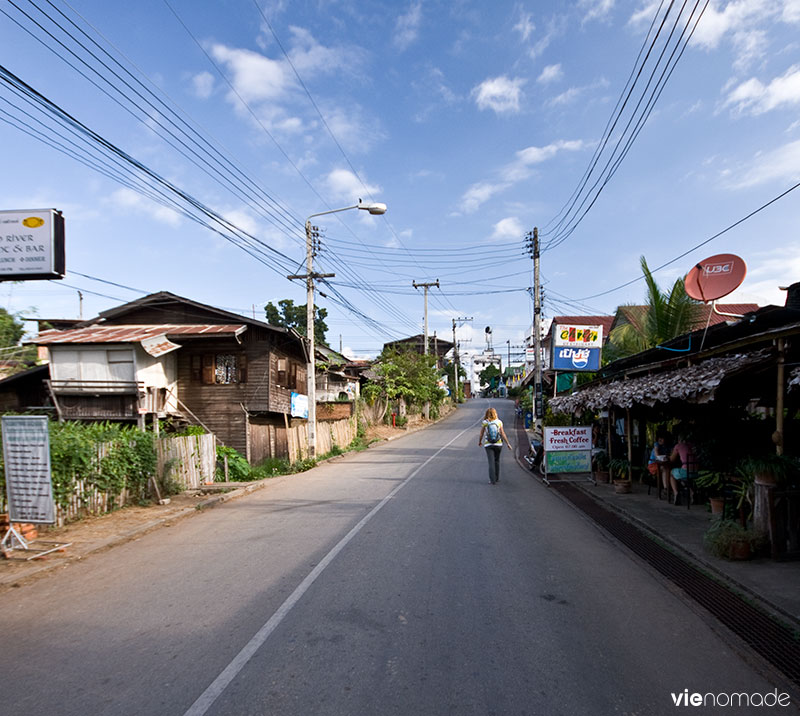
{"left": 593, "top": 449, "right": 610, "bottom": 483}
{"left": 609, "top": 457, "right": 631, "bottom": 493}
{"left": 737, "top": 453, "right": 797, "bottom": 487}
{"left": 695, "top": 469, "right": 728, "bottom": 516}
{"left": 703, "top": 519, "right": 765, "bottom": 561}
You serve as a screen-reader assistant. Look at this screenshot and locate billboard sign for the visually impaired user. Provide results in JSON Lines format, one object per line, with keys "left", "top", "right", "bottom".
{"left": 552, "top": 324, "right": 603, "bottom": 349}
{"left": 0, "top": 209, "right": 65, "bottom": 280}
{"left": 2, "top": 415, "right": 55, "bottom": 524}
{"left": 552, "top": 346, "right": 601, "bottom": 371}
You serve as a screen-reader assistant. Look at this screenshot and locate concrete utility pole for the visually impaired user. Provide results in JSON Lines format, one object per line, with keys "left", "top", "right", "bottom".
{"left": 526, "top": 228, "right": 543, "bottom": 429}
{"left": 452, "top": 316, "right": 472, "bottom": 402}
{"left": 289, "top": 222, "right": 335, "bottom": 459}
{"left": 412, "top": 280, "right": 440, "bottom": 354}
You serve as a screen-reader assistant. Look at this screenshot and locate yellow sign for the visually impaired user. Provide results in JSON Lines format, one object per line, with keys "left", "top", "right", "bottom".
{"left": 22, "top": 216, "right": 45, "bottom": 228}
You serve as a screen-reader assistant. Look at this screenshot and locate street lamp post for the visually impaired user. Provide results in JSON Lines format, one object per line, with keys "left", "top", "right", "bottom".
{"left": 292, "top": 200, "right": 387, "bottom": 459}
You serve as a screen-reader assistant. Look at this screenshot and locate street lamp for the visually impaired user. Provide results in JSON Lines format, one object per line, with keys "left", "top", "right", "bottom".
{"left": 297, "top": 200, "right": 387, "bottom": 459}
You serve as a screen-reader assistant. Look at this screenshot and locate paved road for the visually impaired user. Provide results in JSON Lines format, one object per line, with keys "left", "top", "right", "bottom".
{"left": 0, "top": 400, "right": 792, "bottom": 715}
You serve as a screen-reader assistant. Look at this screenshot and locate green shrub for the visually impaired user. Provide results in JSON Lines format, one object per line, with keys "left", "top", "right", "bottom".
{"left": 215, "top": 445, "right": 251, "bottom": 481}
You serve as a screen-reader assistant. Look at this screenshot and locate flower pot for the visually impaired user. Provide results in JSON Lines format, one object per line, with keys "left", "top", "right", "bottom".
{"left": 595, "top": 470, "right": 610, "bottom": 484}
{"left": 728, "top": 538, "right": 751, "bottom": 561}
{"left": 614, "top": 480, "right": 632, "bottom": 494}
{"left": 709, "top": 497, "right": 725, "bottom": 515}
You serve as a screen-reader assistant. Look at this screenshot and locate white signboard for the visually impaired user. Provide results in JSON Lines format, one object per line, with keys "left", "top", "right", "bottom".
{"left": 2, "top": 416, "right": 55, "bottom": 524}
{"left": 290, "top": 392, "right": 309, "bottom": 419}
{"left": 552, "top": 325, "right": 603, "bottom": 349}
{"left": 544, "top": 426, "right": 592, "bottom": 452}
{"left": 0, "top": 209, "right": 65, "bottom": 280}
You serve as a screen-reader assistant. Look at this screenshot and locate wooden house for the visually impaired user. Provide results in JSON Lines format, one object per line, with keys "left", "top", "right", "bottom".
{"left": 33, "top": 292, "right": 309, "bottom": 462}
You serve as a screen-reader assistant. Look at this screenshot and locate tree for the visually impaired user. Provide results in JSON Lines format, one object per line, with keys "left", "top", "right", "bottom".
{"left": 0, "top": 308, "right": 25, "bottom": 347}
{"left": 363, "top": 347, "right": 445, "bottom": 407}
{"left": 606, "top": 256, "right": 700, "bottom": 361}
{"left": 265, "top": 299, "right": 329, "bottom": 345}
{"left": 478, "top": 363, "right": 501, "bottom": 388}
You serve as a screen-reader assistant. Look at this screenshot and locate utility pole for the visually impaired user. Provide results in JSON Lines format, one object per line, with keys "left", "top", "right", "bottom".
{"left": 452, "top": 316, "right": 472, "bottom": 402}
{"left": 288, "top": 221, "right": 335, "bottom": 459}
{"left": 412, "top": 280, "right": 440, "bottom": 354}
{"left": 525, "top": 228, "right": 543, "bottom": 429}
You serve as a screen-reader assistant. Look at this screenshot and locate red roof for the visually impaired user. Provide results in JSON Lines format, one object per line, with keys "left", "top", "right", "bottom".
{"left": 34, "top": 324, "right": 247, "bottom": 345}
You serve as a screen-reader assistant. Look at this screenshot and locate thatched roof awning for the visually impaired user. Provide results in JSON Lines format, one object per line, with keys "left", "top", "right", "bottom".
{"left": 550, "top": 349, "right": 772, "bottom": 414}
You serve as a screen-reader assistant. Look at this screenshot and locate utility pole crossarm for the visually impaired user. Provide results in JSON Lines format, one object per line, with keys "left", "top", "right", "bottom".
{"left": 413, "top": 280, "right": 440, "bottom": 355}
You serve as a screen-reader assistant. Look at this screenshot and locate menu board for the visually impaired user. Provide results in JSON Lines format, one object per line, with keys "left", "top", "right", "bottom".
{"left": 2, "top": 415, "right": 55, "bottom": 524}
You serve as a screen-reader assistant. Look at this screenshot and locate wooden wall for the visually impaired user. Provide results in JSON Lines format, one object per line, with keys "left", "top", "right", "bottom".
{"left": 248, "top": 416, "right": 356, "bottom": 464}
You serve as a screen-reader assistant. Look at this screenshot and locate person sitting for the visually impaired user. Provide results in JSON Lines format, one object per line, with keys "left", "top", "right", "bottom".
{"left": 649, "top": 432, "right": 672, "bottom": 498}
{"left": 669, "top": 433, "right": 698, "bottom": 505}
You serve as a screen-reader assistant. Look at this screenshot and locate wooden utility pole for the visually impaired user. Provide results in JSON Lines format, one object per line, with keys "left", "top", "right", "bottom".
{"left": 412, "top": 280, "right": 440, "bottom": 354}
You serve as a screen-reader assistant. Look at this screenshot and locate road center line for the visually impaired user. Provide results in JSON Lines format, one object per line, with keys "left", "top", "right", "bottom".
{"left": 183, "top": 419, "right": 478, "bottom": 716}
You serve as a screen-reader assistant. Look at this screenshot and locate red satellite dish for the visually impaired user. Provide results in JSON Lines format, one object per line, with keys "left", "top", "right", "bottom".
{"left": 685, "top": 253, "right": 746, "bottom": 302}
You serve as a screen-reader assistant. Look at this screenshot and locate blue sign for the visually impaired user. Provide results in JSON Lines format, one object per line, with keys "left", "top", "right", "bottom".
{"left": 290, "top": 392, "right": 309, "bottom": 419}
{"left": 552, "top": 346, "right": 601, "bottom": 372}
{"left": 546, "top": 450, "right": 592, "bottom": 474}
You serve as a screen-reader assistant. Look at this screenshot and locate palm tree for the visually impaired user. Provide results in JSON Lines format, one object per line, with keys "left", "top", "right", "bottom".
{"left": 606, "top": 256, "right": 700, "bottom": 360}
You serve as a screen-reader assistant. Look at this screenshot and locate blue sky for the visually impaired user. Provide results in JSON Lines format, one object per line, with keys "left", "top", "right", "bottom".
{"left": 1, "top": 0, "right": 799, "bottom": 361}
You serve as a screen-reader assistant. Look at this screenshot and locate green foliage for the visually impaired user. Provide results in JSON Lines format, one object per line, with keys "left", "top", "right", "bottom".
{"left": 215, "top": 445, "right": 251, "bottom": 481}
{"left": 704, "top": 519, "right": 766, "bottom": 560}
{"left": 0, "top": 307, "right": 26, "bottom": 347}
{"left": 265, "top": 298, "right": 328, "bottom": 345}
{"left": 478, "top": 363, "right": 500, "bottom": 387}
{"left": 366, "top": 347, "right": 445, "bottom": 407}
{"left": 606, "top": 256, "right": 701, "bottom": 361}
{"left": 0, "top": 421, "right": 158, "bottom": 513}
{"left": 249, "top": 457, "right": 293, "bottom": 479}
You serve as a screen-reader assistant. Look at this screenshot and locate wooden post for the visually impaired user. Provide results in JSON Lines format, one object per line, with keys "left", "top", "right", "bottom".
{"left": 626, "top": 407, "right": 633, "bottom": 481}
{"left": 776, "top": 338, "right": 785, "bottom": 455}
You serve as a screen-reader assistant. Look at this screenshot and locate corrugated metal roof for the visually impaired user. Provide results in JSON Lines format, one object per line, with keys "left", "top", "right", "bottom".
{"left": 34, "top": 324, "right": 247, "bottom": 345}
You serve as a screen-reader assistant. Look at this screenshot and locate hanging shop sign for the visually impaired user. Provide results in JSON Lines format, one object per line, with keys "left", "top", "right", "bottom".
{"left": 1, "top": 415, "right": 55, "bottom": 524}
{"left": 552, "top": 324, "right": 603, "bottom": 348}
{"left": 0, "top": 209, "right": 65, "bottom": 281}
{"left": 551, "top": 346, "right": 601, "bottom": 372}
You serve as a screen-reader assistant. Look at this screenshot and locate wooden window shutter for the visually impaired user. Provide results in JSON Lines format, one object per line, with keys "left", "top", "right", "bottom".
{"left": 238, "top": 354, "right": 248, "bottom": 383}
{"left": 191, "top": 355, "right": 202, "bottom": 383}
{"left": 202, "top": 354, "right": 215, "bottom": 384}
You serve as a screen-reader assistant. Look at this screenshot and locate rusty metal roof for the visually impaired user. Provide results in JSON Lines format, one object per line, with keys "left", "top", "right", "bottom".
{"left": 34, "top": 324, "right": 247, "bottom": 345}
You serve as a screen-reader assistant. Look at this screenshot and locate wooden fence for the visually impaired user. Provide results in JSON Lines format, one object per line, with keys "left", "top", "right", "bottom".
{"left": 0, "top": 433, "right": 216, "bottom": 526}
{"left": 249, "top": 416, "right": 357, "bottom": 464}
{"left": 157, "top": 433, "right": 216, "bottom": 490}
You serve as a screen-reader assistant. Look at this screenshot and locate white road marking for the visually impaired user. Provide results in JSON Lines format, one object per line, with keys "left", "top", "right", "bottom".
{"left": 182, "top": 420, "right": 477, "bottom": 716}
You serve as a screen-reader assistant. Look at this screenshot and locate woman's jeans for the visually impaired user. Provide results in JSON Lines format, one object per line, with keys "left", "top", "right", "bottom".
{"left": 485, "top": 445, "right": 502, "bottom": 483}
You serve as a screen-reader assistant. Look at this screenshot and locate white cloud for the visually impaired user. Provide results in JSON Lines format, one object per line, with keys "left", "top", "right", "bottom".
{"left": 785, "top": 0, "right": 800, "bottom": 23}
{"left": 286, "top": 26, "right": 355, "bottom": 75}
{"left": 726, "top": 243, "right": 800, "bottom": 306}
{"left": 459, "top": 139, "right": 587, "bottom": 212}
{"left": 502, "top": 139, "right": 586, "bottom": 182}
{"left": 394, "top": 3, "right": 423, "bottom": 51}
{"left": 723, "top": 65, "right": 800, "bottom": 115}
{"left": 579, "top": 0, "right": 615, "bottom": 22}
{"left": 459, "top": 182, "right": 510, "bottom": 214}
{"left": 492, "top": 216, "right": 524, "bottom": 240}
{"left": 210, "top": 44, "right": 288, "bottom": 104}
{"left": 726, "top": 139, "right": 800, "bottom": 189}
{"left": 472, "top": 76, "right": 526, "bottom": 114}
{"left": 109, "top": 188, "right": 181, "bottom": 227}
{"left": 514, "top": 10, "right": 535, "bottom": 42}
{"left": 322, "top": 169, "right": 382, "bottom": 203}
{"left": 191, "top": 71, "right": 215, "bottom": 99}
{"left": 537, "top": 64, "right": 563, "bottom": 84}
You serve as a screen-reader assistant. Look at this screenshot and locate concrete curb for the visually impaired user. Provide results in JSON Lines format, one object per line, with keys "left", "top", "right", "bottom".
{"left": 567, "top": 478, "right": 800, "bottom": 631}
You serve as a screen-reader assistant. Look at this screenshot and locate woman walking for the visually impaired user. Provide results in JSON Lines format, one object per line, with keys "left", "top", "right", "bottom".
{"left": 478, "top": 407, "right": 512, "bottom": 484}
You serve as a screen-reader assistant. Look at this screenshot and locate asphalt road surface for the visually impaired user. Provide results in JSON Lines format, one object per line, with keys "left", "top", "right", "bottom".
{"left": 1, "top": 399, "right": 793, "bottom": 715}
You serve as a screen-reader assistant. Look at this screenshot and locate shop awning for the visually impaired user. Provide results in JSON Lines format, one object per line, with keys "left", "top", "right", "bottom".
{"left": 550, "top": 348, "right": 772, "bottom": 414}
